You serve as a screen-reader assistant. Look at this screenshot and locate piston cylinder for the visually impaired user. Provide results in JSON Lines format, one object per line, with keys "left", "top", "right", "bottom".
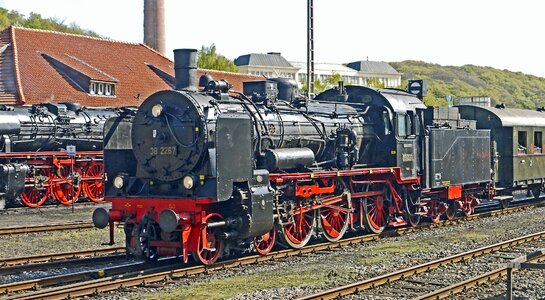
{"left": 263, "top": 147, "right": 315, "bottom": 171}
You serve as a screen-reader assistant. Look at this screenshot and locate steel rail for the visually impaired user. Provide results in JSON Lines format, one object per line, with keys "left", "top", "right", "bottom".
{"left": 414, "top": 254, "right": 545, "bottom": 300}
{"left": 298, "top": 231, "right": 545, "bottom": 300}
{"left": 0, "top": 253, "right": 127, "bottom": 277}
{"left": 0, "top": 222, "right": 94, "bottom": 236}
{"left": 0, "top": 247, "right": 125, "bottom": 267}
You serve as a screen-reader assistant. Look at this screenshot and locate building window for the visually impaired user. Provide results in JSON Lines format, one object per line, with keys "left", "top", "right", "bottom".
{"left": 89, "top": 81, "right": 116, "bottom": 97}
{"left": 105, "top": 84, "right": 113, "bottom": 96}
{"left": 89, "top": 82, "right": 96, "bottom": 95}
{"left": 534, "top": 131, "right": 542, "bottom": 154}
{"left": 518, "top": 131, "right": 528, "bottom": 154}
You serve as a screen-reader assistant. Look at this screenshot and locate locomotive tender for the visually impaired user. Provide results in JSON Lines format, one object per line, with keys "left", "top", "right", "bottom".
{"left": 0, "top": 103, "right": 127, "bottom": 209}
{"left": 93, "top": 48, "right": 500, "bottom": 265}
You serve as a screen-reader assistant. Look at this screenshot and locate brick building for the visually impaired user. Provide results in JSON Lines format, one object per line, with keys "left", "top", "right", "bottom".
{"left": 0, "top": 26, "right": 261, "bottom": 107}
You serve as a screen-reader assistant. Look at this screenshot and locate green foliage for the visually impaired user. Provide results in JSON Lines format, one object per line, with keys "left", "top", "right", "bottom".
{"left": 390, "top": 60, "right": 545, "bottom": 108}
{"left": 197, "top": 44, "right": 239, "bottom": 72}
{"left": 300, "top": 72, "right": 344, "bottom": 94}
{"left": 0, "top": 7, "right": 100, "bottom": 37}
{"left": 366, "top": 78, "right": 385, "bottom": 89}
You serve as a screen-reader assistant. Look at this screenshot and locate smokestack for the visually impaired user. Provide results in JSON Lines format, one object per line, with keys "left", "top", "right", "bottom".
{"left": 143, "top": 0, "right": 166, "bottom": 55}
{"left": 174, "top": 49, "right": 198, "bottom": 91}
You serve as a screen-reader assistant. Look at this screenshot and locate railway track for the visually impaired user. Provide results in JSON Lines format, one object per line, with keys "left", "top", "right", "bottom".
{"left": 3, "top": 201, "right": 544, "bottom": 299}
{"left": 0, "top": 198, "right": 535, "bottom": 238}
{"left": 0, "top": 222, "right": 94, "bottom": 236}
{"left": 298, "top": 231, "right": 545, "bottom": 300}
{"left": 414, "top": 253, "right": 545, "bottom": 299}
{"left": 0, "top": 247, "right": 125, "bottom": 275}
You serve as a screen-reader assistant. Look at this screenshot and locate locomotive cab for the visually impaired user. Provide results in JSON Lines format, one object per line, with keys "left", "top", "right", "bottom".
{"left": 315, "top": 86, "right": 426, "bottom": 179}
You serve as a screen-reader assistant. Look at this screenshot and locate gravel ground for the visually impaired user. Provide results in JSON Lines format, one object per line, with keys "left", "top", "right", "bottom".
{"left": 3, "top": 203, "right": 545, "bottom": 299}
{"left": 86, "top": 206, "right": 545, "bottom": 300}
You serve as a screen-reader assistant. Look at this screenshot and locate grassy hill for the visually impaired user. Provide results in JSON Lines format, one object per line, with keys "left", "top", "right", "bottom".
{"left": 390, "top": 60, "right": 545, "bottom": 108}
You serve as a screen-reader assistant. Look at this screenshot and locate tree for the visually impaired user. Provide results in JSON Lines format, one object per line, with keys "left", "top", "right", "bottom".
{"left": 197, "top": 44, "right": 239, "bottom": 72}
{"left": 300, "top": 72, "right": 345, "bottom": 95}
{"left": 366, "top": 78, "right": 385, "bottom": 89}
{"left": 0, "top": 8, "right": 100, "bottom": 37}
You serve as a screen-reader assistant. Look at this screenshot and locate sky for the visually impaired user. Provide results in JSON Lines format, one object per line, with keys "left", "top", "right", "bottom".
{"left": 1, "top": 0, "right": 545, "bottom": 77}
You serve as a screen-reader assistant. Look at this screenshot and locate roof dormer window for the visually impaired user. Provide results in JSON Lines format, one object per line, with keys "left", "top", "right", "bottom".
{"left": 89, "top": 82, "right": 97, "bottom": 95}
{"left": 89, "top": 80, "right": 115, "bottom": 97}
{"left": 40, "top": 52, "right": 118, "bottom": 98}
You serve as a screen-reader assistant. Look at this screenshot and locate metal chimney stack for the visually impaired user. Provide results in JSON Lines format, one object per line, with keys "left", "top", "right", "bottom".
{"left": 143, "top": 0, "right": 166, "bottom": 55}
{"left": 173, "top": 49, "right": 198, "bottom": 91}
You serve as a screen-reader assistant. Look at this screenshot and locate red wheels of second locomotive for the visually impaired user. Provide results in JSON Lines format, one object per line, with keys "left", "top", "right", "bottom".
{"left": 51, "top": 165, "right": 82, "bottom": 205}
{"left": 21, "top": 168, "right": 52, "bottom": 208}
{"left": 82, "top": 163, "right": 105, "bottom": 203}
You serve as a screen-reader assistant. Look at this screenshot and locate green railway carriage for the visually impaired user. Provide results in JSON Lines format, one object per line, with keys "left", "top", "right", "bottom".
{"left": 458, "top": 105, "right": 545, "bottom": 197}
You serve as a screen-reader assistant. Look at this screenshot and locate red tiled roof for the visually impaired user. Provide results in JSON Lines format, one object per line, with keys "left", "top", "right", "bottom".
{"left": 3, "top": 26, "right": 262, "bottom": 107}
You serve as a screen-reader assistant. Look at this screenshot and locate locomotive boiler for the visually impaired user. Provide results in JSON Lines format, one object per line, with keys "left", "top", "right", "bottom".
{"left": 94, "top": 49, "right": 493, "bottom": 265}
{"left": 0, "top": 103, "right": 127, "bottom": 209}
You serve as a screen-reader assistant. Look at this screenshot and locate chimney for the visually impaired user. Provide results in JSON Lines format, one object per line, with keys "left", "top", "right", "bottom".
{"left": 143, "top": 0, "right": 166, "bottom": 55}
{"left": 174, "top": 49, "right": 198, "bottom": 91}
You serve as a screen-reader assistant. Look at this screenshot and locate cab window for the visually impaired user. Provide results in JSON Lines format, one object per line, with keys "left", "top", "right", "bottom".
{"left": 397, "top": 114, "right": 407, "bottom": 137}
{"left": 397, "top": 113, "right": 415, "bottom": 138}
{"left": 382, "top": 110, "right": 391, "bottom": 135}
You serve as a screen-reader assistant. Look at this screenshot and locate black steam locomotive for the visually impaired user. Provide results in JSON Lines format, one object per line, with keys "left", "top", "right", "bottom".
{"left": 0, "top": 103, "right": 127, "bottom": 209}
{"left": 93, "top": 48, "right": 501, "bottom": 265}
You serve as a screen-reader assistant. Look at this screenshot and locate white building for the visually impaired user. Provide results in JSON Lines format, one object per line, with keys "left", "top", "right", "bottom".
{"left": 234, "top": 52, "right": 402, "bottom": 88}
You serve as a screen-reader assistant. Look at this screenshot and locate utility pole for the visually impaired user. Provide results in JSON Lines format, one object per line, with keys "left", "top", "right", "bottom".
{"left": 306, "top": 0, "right": 315, "bottom": 99}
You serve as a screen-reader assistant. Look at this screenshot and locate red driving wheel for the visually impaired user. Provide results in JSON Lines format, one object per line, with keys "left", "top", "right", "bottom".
{"left": 82, "top": 163, "right": 104, "bottom": 203}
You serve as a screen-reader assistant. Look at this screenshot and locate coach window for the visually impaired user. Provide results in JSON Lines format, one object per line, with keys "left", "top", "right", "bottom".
{"left": 518, "top": 131, "right": 528, "bottom": 154}
{"left": 534, "top": 131, "right": 542, "bottom": 154}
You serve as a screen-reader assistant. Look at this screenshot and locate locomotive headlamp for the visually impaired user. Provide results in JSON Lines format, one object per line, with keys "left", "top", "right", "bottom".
{"left": 183, "top": 175, "right": 195, "bottom": 189}
{"left": 151, "top": 104, "right": 163, "bottom": 117}
{"left": 113, "top": 175, "right": 125, "bottom": 189}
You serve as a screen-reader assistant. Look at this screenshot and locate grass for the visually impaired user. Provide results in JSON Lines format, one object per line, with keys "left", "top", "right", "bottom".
{"left": 135, "top": 266, "right": 330, "bottom": 300}
{"left": 366, "top": 239, "right": 434, "bottom": 254}
{"left": 358, "top": 255, "right": 389, "bottom": 265}
{"left": 443, "top": 230, "right": 491, "bottom": 243}
{"left": 0, "top": 227, "right": 125, "bottom": 258}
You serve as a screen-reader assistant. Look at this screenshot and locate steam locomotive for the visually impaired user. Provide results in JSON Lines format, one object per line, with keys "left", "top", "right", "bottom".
{"left": 93, "top": 49, "right": 545, "bottom": 264}
{"left": 0, "top": 103, "right": 128, "bottom": 209}
{"left": 93, "top": 48, "right": 542, "bottom": 265}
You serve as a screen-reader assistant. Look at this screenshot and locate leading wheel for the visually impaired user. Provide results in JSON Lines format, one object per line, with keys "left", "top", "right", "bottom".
{"left": 192, "top": 214, "right": 224, "bottom": 265}
{"left": 21, "top": 168, "right": 51, "bottom": 208}
{"left": 254, "top": 227, "right": 276, "bottom": 255}
{"left": 362, "top": 184, "right": 390, "bottom": 234}
{"left": 319, "top": 179, "right": 350, "bottom": 242}
{"left": 280, "top": 205, "right": 316, "bottom": 249}
{"left": 52, "top": 165, "right": 82, "bottom": 205}
{"left": 82, "top": 163, "right": 104, "bottom": 203}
